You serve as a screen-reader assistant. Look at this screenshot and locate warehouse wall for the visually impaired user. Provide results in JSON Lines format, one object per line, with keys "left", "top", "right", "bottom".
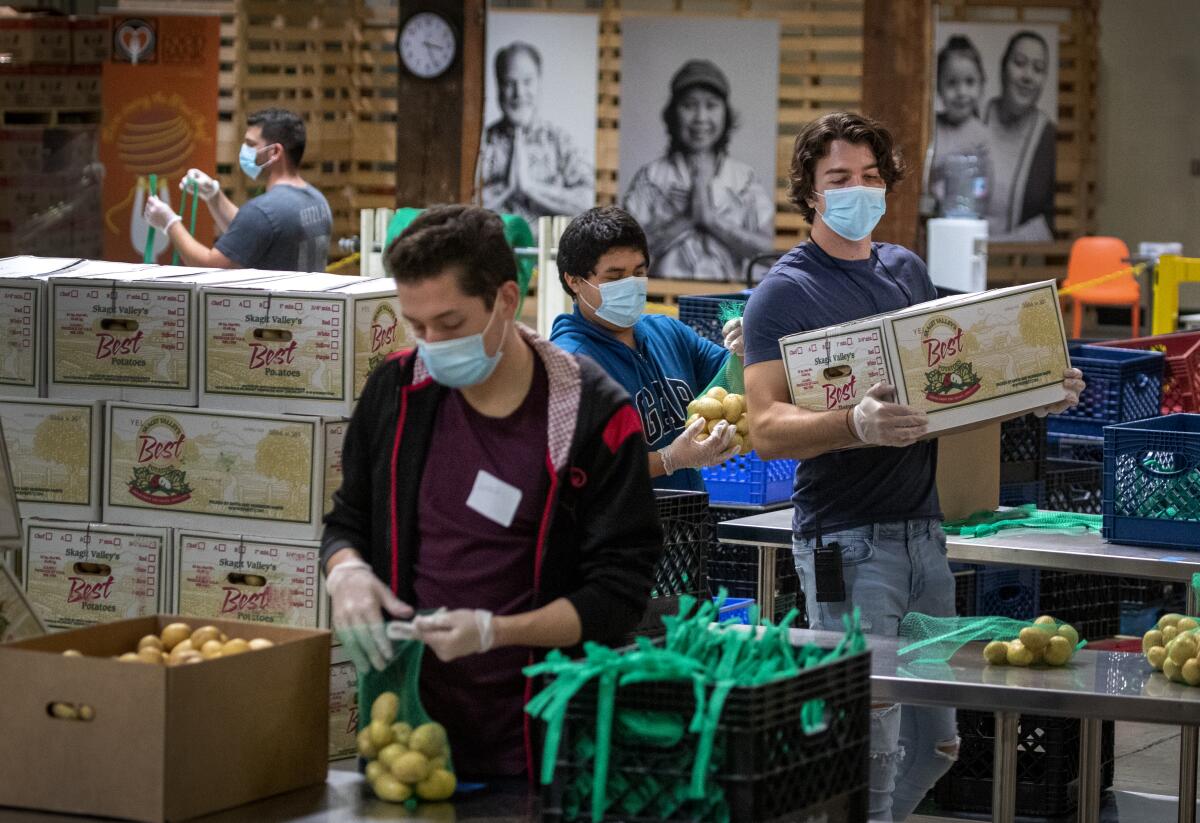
{"left": 1096, "top": 0, "right": 1200, "bottom": 255}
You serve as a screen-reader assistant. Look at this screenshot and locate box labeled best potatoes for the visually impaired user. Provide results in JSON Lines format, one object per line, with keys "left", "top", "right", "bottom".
{"left": 0, "top": 397, "right": 102, "bottom": 519}
{"left": 780, "top": 281, "right": 1071, "bottom": 433}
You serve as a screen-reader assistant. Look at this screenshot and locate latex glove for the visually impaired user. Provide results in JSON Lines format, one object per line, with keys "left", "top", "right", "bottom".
{"left": 326, "top": 558, "right": 413, "bottom": 671}
{"left": 414, "top": 608, "right": 495, "bottom": 662}
{"left": 180, "top": 168, "right": 220, "bottom": 202}
{"left": 851, "top": 382, "right": 929, "bottom": 447}
{"left": 660, "top": 417, "right": 740, "bottom": 475}
{"left": 1035, "top": 368, "right": 1086, "bottom": 417}
{"left": 722, "top": 317, "right": 744, "bottom": 356}
{"left": 143, "top": 195, "right": 181, "bottom": 232}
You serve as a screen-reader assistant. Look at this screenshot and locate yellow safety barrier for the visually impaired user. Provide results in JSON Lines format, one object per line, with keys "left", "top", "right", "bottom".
{"left": 1057, "top": 263, "right": 1147, "bottom": 297}
{"left": 1152, "top": 255, "right": 1200, "bottom": 335}
{"left": 644, "top": 301, "right": 679, "bottom": 318}
{"left": 326, "top": 252, "right": 361, "bottom": 274}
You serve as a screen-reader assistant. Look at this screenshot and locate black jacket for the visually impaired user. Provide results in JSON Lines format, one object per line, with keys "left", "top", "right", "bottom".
{"left": 321, "top": 326, "right": 663, "bottom": 645}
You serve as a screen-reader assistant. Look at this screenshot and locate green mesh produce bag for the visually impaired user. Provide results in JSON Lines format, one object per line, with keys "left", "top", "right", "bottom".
{"left": 897, "top": 613, "right": 1086, "bottom": 665}
{"left": 701, "top": 301, "right": 747, "bottom": 396}
{"left": 943, "top": 504, "right": 1102, "bottom": 538}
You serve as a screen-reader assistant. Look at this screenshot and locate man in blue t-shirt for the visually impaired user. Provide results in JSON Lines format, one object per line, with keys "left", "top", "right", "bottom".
{"left": 550, "top": 206, "right": 742, "bottom": 491}
{"left": 742, "top": 112, "right": 1084, "bottom": 821}
{"left": 143, "top": 107, "right": 332, "bottom": 272}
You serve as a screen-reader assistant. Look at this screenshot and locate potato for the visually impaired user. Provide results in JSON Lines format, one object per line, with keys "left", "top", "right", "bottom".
{"left": 391, "top": 722, "right": 413, "bottom": 746}
{"left": 174, "top": 651, "right": 204, "bottom": 666}
{"left": 686, "top": 399, "right": 701, "bottom": 418}
{"left": 372, "top": 692, "right": 400, "bottom": 725}
{"left": 1163, "top": 625, "right": 1179, "bottom": 643}
{"left": 62, "top": 649, "right": 82, "bottom": 658}
{"left": 685, "top": 413, "right": 700, "bottom": 429}
{"left": 1043, "top": 635, "right": 1073, "bottom": 666}
{"left": 356, "top": 728, "right": 378, "bottom": 759}
{"left": 377, "top": 742, "right": 407, "bottom": 770}
{"left": 692, "top": 397, "right": 724, "bottom": 421}
{"left": 190, "top": 626, "right": 220, "bottom": 649}
{"left": 168, "top": 639, "right": 195, "bottom": 662}
{"left": 391, "top": 751, "right": 431, "bottom": 784}
{"left": 248, "top": 638, "right": 274, "bottom": 651}
{"left": 1164, "top": 658, "right": 1184, "bottom": 683}
{"left": 1183, "top": 658, "right": 1200, "bottom": 687}
{"left": 1178, "top": 617, "right": 1200, "bottom": 632}
{"left": 372, "top": 773, "right": 412, "bottom": 803}
{"left": 1033, "top": 615, "right": 1057, "bottom": 627}
{"left": 705, "top": 417, "right": 724, "bottom": 435}
{"left": 1006, "top": 640, "right": 1033, "bottom": 667}
{"left": 1018, "top": 626, "right": 1049, "bottom": 653}
{"left": 117, "top": 652, "right": 140, "bottom": 662}
{"left": 50, "top": 703, "right": 77, "bottom": 720}
{"left": 200, "top": 640, "right": 224, "bottom": 659}
{"left": 1159, "top": 613, "right": 1184, "bottom": 630}
{"left": 137, "top": 647, "right": 165, "bottom": 665}
{"left": 1056, "top": 624, "right": 1079, "bottom": 648}
{"left": 983, "top": 640, "right": 1008, "bottom": 665}
{"left": 695, "top": 432, "right": 709, "bottom": 443}
{"left": 1146, "top": 645, "right": 1168, "bottom": 671}
{"left": 222, "top": 638, "right": 250, "bottom": 656}
{"left": 1142, "top": 629, "right": 1164, "bottom": 654}
{"left": 1169, "top": 634, "right": 1197, "bottom": 666}
{"left": 365, "top": 760, "right": 386, "bottom": 784}
{"left": 78, "top": 705, "right": 94, "bottom": 722}
{"left": 735, "top": 414, "right": 749, "bottom": 435}
{"left": 415, "top": 768, "right": 457, "bottom": 802}
{"left": 428, "top": 755, "right": 447, "bottom": 771}
{"left": 410, "top": 723, "right": 449, "bottom": 759}
{"left": 137, "top": 634, "right": 163, "bottom": 653}
{"left": 705, "top": 386, "right": 728, "bottom": 401}
{"left": 368, "top": 719, "right": 394, "bottom": 751}
{"left": 722, "top": 394, "right": 744, "bottom": 423}
{"left": 160, "top": 623, "right": 192, "bottom": 651}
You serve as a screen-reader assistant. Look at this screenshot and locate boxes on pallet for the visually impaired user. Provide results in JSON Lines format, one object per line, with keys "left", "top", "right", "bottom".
{"left": 780, "top": 281, "right": 1070, "bottom": 434}
{"left": 200, "top": 274, "right": 411, "bottom": 415}
{"left": 0, "top": 16, "right": 72, "bottom": 65}
{"left": 172, "top": 531, "right": 326, "bottom": 629}
{"left": 329, "top": 643, "right": 359, "bottom": 760}
{"left": 0, "top": 397, "right": 102, "bottom": 519}
{"left": 104, "top": 403, "right": 329, "bottom": 540}
{"left": 21, "top": 519, "right": 170, "bottom": 633}
{"left": 47, "top": 265, "right": 298, "bottom": 404}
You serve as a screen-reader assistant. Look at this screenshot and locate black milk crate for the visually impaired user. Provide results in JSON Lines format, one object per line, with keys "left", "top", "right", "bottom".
{"left": 976, "top": 567, "right": 1039, "bottom": 619}
{"left": 540, "top": 645, "right": 870, "bottom": 823}
{"left": 631, "top": 491, "right": 711, "bottom": 642}
{"left": 1037, "top": 572, "right": 1120, "bottom": 640}
{"left": 708, "top": 505, "right": 801, "bottom": 625}
{"left": 1042, "top": 458, "right": 1103, "bottom": 515}
{"left": 999, "top": 480, "right": 1044, "bottom": 508}
{"left": 1048, "top": 434, "right": 1105, "bottom": 464}
{"left": 677, "top": 291, "right": 751, "bottom": 346}
{"left": 932, "top": 712, "right": 1114, "bottom": 819}
{"left": 1000, "top": 413, "right": 1047, "bottom": 483}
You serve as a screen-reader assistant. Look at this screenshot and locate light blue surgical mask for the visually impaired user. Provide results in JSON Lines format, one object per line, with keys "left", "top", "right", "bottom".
{"left": 578, "top": 276, "right": 647, "bottom": 329}
{"left": 416, "top": 304, "right": 507, "bottom": 388}
{"left": 816, "top": 185, "right": 887, "bottom": 242}
{"left": 239, "top": 143, "right": 266, "bottom": 180}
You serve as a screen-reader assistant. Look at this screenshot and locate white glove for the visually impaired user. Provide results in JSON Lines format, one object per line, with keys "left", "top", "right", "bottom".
{"left": 850, "top": 382, "right": 929, "bottom": 447}
{"left": 326, "top": 558, "right": 413, "bottom": 671}
{"left": 1035, "top": 368, "right": 1086, "bottom": 417}
{"left": 660, "top": 417, "right": 740, "bottom": 474}
{"left": 722, "top": 317, "right": 744, "bottom": 356}
{"left": 143, "top": 195, "right": 180, "bottom": 232}
{"left": 180, "top": 168, "right": 220, "bottom": 202}
{"left": 414, "top": 608, "right": 495, "bottom": 662}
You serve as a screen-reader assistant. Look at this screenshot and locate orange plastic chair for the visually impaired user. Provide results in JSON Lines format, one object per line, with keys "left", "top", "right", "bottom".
{"left": 1062, "top": 236, "right": 1140, "bottom": 339}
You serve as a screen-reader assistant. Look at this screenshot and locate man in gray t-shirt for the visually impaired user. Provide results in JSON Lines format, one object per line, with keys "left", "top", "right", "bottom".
{"left": 144, "top": 107, "right": 333, "bottom": 272}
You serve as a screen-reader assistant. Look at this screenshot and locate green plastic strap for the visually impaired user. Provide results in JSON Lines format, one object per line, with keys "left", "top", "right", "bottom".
{"left": 170, "top": 179, "right": 199, "bottom": 267}
{"left": 143, "top": 173, "right": 158, "bottom": 264}
{"left": 943, "top": 506, "right": 1102, "bottom": 538}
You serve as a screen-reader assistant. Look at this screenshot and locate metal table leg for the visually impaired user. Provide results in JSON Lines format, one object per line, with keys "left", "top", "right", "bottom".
{"left": 1180, "top": 724, "right": 1198, "bottom": 823}
{"left": 993, "top": 711, "right": 1019, "bottom": 823}
{"left": 757, "top": 544, "right": 776, "bottom": 625}
{"left": 1077, "top": 718, "right": 1103, "bottom": 823}
{"left": 1187, "top": 581, "right": 1198, "bottom": 618}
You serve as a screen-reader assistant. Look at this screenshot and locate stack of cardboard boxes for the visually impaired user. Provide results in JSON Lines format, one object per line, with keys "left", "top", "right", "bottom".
{"left": 0, "top": 255, "right": 411, "bottom": 761}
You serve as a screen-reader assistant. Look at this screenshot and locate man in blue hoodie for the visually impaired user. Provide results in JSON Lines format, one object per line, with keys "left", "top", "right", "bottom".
{"left": 550, "top": 206, "right": 742, "bottom": 491}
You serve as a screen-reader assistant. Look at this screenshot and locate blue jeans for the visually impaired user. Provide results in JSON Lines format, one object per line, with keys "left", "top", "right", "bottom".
{"left": 793, "top": 519, "right": 959, "bottom": 822}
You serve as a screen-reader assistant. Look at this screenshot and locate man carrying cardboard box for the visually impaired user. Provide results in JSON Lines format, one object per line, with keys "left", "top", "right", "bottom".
{"left": 741, "top": 111, "right": 1084, "bottom": 822}
{"left": 143, "top": 108, "right": 333, "bottom": 272}
{"left": 321, "top": 205, "right": 662, "bottom": 780}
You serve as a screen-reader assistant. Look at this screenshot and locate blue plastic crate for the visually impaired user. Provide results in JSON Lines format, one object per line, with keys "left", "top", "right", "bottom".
{"left": 677, "top": 291, "right": 751, "bottom": 346}
{"left": 701, "top": 451, "right": 797, "bottom": 505}
{"left": 999, "top": 480, "right": 1044, "bottom": 507}
{"left": 1047, "top": 345, "right": 1164, "bottom": 439}
{"left": 976, "top": 568, "right": 1040, "bottom": 619}
{"left": 1102, "top": 413, "right": 1200, "bottom": 550}
{"left": 715, "top": 597, "right": 755, "bottom": 624}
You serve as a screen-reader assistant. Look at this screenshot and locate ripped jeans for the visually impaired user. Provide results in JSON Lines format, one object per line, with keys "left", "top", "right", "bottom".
{"left": 793, "top": 518, "right": 959, "bottom": 822}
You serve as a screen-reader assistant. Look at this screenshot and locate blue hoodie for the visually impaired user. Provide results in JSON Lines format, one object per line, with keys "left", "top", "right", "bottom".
{"left": 550, "top": 307, "right": 729, "bottom": 491}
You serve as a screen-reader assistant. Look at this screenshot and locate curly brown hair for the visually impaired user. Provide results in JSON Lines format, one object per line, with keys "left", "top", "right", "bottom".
{"left": 788, "top": 112, "right": 906, "bottom": 224}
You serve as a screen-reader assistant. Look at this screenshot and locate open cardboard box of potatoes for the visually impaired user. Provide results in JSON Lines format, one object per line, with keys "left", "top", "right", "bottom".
{"left": 0, "top": 615, "right": 329, "bottom": 822}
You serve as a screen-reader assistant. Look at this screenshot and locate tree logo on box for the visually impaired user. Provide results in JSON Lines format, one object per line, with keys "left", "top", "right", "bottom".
{"left": 921, "top": 316, "right": 981, "bottom": 404}
{"left": 128, "top": 414, "right": 192, "bottom": 504}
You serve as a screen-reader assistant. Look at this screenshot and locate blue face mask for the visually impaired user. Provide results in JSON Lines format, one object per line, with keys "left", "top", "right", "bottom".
{"left": 416, "top": 304, "right": 507, "bottom": 388}
{"left": 578, "top": 276, "right": 647, "bottom": 329}
{"left": 817, "top": 185, "right": 887, "bottom": 242}
{"left": 239, "top": 143, "right": 266, "bottom": 181}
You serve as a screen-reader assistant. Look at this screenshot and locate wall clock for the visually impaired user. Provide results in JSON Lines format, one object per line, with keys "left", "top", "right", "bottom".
{"left": 397, "top": 11, "right": 458, "bottom": 79}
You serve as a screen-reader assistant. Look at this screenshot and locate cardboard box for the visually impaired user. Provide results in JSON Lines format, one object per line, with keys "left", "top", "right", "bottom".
{"left": 936, "top": 422, "right": 1000, "bottom": 521}
{"left": 322, "top": 418, "right": 347, "bottom": 518}
{"left": 0, "top": 563, "right": 46, "bottom": 643}
{"left": 0, "top": 17, "right": 71, "bottom": 65}
{"left": 47, "top": 266, "right": 297, "bottom": 405}
{"left": 328, "top": 643, "right": 358, "bottom": 760}
{"left": 0, "top": 397, "right": 102, "bottom": 520}
{"left": 22, "top": 520, "right": 171, "bottom": 633}
{"left": 0, "top": 615, "right": 329, "bottom": 822}
{"left": 104, "top": 403, "right": 327, "bottom": 540}
{"left": 200, "top": 274, "right": 410, "bottom": 415}
{"left": 70, "top": 17, "right": 110, "bottom": 64}
{"left": 780, "top": 281, "right": 1071, "bottom": 434}
{"left": 172, "top": 531, "right": 325, "bottom": 629}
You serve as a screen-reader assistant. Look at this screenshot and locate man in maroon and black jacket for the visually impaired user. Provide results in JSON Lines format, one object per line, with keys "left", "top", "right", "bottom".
{"left": 321, "top": 204, "right": 662, "bottom": 781}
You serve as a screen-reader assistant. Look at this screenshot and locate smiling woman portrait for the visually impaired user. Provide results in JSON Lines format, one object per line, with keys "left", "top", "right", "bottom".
{"left": 623, "top": 59, "right": 774, "bottom": 281}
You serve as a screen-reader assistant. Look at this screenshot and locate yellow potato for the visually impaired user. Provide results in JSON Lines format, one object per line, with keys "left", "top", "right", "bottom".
{"left": 391, "top": 722, "right": 413, "bottom": 746}
{"left": 62, "top": 649, "right": 82, "bottom": 658}
{"left": 219, "top": 632, "right": 229, "bottom": 643}
{"left": 1142, "top": 629, "right": 1164, "bottom": 654}
{"left": 160, "top": 623, "right": 192, "bottom": 651}
{"left": 415, "top": 768, "right": 457, "bottom": 802}
{"left": 1033, "top": 615, "right": 1057, "bottom": 626}
{"left": 1164, "top": 658, "right": 1184, "bottom": 683}
{"left": 735, "top": 414, "right": 749, "bottom": 435}
{"left": 705, "top": 386, "right": 728, "bottom": 401}
{"left": 1056, "top": 624, "right": 1079, "bottom": 648}
{"left": 695, "top": 432, "right": 709, "bottom": 443}
{"left": 705, "top": 417, "right": 723, "bottom": 435}
{"left": 190, "top": 626, "right": 220, "bottom": 649}
{"left": 137, "top": 647, "right": 165, "bottom": 665}
{"left": 78, "top": 705, "right": 94, "bottom": 722}
{"left": 1146, "top": 645, "right": 1168, "bottom": 671}
{"left": 372, "top": 773, "right": 412, "bottom": 803}
{"left": 391, "top": 751, "right": 431, "bottom": 784}
{"left": 368, "top": 719, "right": 394, "bottom": 751}
{"left": 356, "top": 728, "right": 378, "bottom": 759}
{"left": 168, "top": 639, "right": 195, "bottom": 662}
{"left": 200, "top": 640, "right": 224, "bottom": 659}
{"left": 174, "top": 651, "right": 204, "bottom": 666}
{"left": 1169, "top": 635, "right": 1197, "bottom": 666}
{"left": 692, "top": 397, "right": 724, "bottom": 421}
{"left": 410, "top": 723, "right": 449, "bottom": 759}
{"left": 50, "top": 703, "right": 76, "bottom": 720}
{"left": 372, "top": 692, "right": 400, "bottom": 725}
{"left": 685, "top": 413, "right": 700, "bottom": 429}
{"left": 117, "top": 652, "right": 140, "bottom": 662}
{"left": 137, "top": 634, "right": 163, "bottom": 653}
{"left": 365, "top": 760, "right": 386, "bottom": 784}
{"left": 722, "top": 394, "right": 744, "bottom": 423}
{"left": 1163, "top": 625, "right": 1179, "bottom": 643}
{"left": 1159, "top": 613, "right": 1184, "bottom": 630}
{"left": 428, "top": 756, "right": 447, "bottom": 771}
{"left": 983, "top": 640, "right": 1008, "bottom": 665}
{"left": 686, "top": 399, "right": 701, "bottom": 418}
{"left": 1178, "top": 617, "right": 1199, "bottom": 632}
{"left": 1006, "top": 640, "right": 1033, "bottom": 667}
{"left": 1043, "top": 635, "right": 1073, "bottom": 666}
{"left": 1019, "top": 626, "right": 1049, "bottom": 653}
{"left": 248, "top": 638, "right": 274, "bottom": 651}
{"left": 1183, "top": 659, "right": 1200, "bottom": 687}
{"left": 222, "top": 638, "right": 250, "bottom": 656}
{"left": 377, "top": 743, "right": 407, "bottom": 770}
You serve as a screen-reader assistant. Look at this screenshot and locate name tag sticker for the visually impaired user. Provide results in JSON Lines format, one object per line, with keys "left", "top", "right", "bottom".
{"left": 466, "top": 470, "right": 523, "bottom": 529}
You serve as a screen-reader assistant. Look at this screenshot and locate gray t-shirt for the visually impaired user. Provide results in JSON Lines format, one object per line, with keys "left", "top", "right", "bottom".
{"left": 216, "top": 184, "right": 332, "bottom": 272}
